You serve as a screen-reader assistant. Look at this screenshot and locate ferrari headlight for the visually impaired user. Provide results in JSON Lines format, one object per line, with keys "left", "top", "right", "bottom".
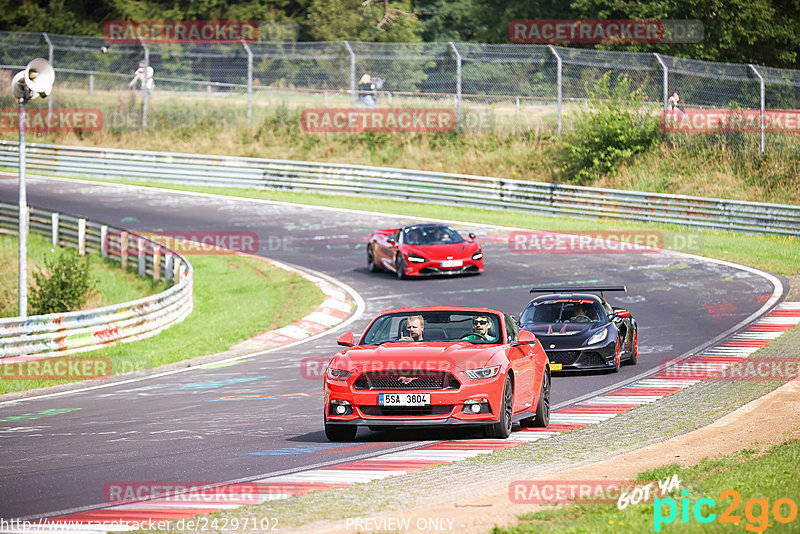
{"left": 472, "top": 250, "right": 483, "bottom": 260}
{"left": 586, "top": 328, "right": 608, "bottom": 346}
{"left": 407, "top": 253, "right": 427, "bottom": 263}
{"left": 326, "top": 368, "right": 352, "bottom": 381}
{"left": 465, "top": 366, "right": 501, "bottom": 379}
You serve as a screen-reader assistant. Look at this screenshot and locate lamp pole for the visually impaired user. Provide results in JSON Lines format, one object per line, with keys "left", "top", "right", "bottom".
{"left": 18, "top": 95, "right": 27, "bottom": 318}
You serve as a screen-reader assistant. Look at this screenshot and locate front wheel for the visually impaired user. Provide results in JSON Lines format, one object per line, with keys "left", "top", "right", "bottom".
{"left": 611, "top": 338, "right": 621, "bottom": 373}
{"left": 626, "top": 328, "right": 639, "bottom": 365}
{"left": 484, "top": 376, "right": 513, "bottom": 439}
{"left": 395, "top": 253, "right": 406, "bottom": 280}
{"left": 325, "top": 423, "right": 357, "bottom": 442}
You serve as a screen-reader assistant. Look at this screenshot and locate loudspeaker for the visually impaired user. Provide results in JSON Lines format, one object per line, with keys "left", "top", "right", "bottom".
{"left": 11, "top": 58, "right": 55, "bottom": 100}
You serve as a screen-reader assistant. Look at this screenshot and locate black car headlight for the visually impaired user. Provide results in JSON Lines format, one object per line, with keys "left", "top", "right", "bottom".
{"left": 472, "top": 250, "right": 483, "bottom": 260}
{"left": 586, "top": 328, "right": 609, "bottom": 346}
{"left": 407, "top": 253, "right": 427, "bottom": 263}
{"left": 326, "top": 368, "right": 352, "bottom": 381}
{"left": 465, "top": 366, "right": 500, "bottom": 379}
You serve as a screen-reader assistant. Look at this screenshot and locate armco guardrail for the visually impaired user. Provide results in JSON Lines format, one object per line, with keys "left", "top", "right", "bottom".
{"left": 0, "top": 201, "right": 193, "bottom": 358}
{"left": 1, "top": 141, "right": 798, "bottom": 236}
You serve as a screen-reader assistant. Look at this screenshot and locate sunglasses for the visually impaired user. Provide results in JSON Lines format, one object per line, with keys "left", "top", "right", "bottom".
{"left": 473, "top": 319, "right": 489, "bottom": 325}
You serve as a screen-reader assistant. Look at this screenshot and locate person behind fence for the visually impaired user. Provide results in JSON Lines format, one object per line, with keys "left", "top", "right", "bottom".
{"left": 129, "top": 61, "right": 155, "bottom": 94}
{"left": 668, "top": 91, "right": 684, "bottom": 119}
{"left": 358, "top": 74, "right": 376, "bottom": 108}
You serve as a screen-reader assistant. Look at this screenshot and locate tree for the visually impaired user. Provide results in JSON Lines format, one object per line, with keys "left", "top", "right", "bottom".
{"left": 306, "top": 0, "right": 421, "bottom": 42}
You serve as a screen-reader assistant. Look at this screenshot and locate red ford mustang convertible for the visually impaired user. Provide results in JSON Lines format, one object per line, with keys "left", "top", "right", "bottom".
{"left": 323, "top": 307, "right": 551, "bottom": 441}
{"left": 367, "top": 223, "right": 484, "bottom": 278}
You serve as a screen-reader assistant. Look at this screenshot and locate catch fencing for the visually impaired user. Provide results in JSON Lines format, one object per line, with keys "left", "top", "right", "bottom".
{"left": 0, "top": 200, "right": 193, "bottom": 358}
{"left": 2, "top": 31, "right": 800, "bottom": 152}
{"left": 0, "top": 141, "right": 797, "bottom": 236}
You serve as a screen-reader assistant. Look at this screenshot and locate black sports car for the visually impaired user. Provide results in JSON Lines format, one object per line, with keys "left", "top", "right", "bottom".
{"left": 518, "top": 286, "right": 638, "bottom": 373}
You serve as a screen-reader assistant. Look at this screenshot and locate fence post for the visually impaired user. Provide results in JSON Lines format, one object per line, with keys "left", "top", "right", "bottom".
{"left": 654, "top": 53, "right": 669, "bottom": 138}
{"left": 89, "top": 73, "right": 94, "bottom": 96}
{"left": 343, "top": 41, "right": 356, "bottom": 109}
{"left": 139, "top": 38, "right": 149, "bottom": 130}
{"left": 43, "top": 33, "right": 53, "bottom": 120}
{"left": 78, "top": 218, "right": 86, "bottom": 255}
{"left": 749, "top": 64, "right": 766, "bottom": 154}
{"left": 100, "top": 225, "right": 108, "bottom": 258}
{"left": 153, "top": 245, "right": 161, "bottom": 281}
{"left": 120, "top": 231, "right": 129, "bottom": 269}
{"left": 242, "top": 40, "right": 253, "bottom": 125}
{"left": 449, "top": 42, "right": 462, "bottom": 128}
{"left": 137, "top": 237, "right": 146, "bottom": 277}
{"left": 548, "top": 45, "right": 562, "bottom": 136}
{"left": 165, "top": 252, "right": 174, "bottom": 281}
{"left": 51, "top": 212, "right": 59, "bottom": 247}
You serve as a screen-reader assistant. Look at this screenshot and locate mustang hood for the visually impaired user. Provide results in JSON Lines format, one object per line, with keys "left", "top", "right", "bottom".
{"left": 333, "top": 342, "right": 502, "bottom": 373}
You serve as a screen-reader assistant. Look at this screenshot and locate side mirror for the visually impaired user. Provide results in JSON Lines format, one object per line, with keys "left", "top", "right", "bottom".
{"left": 614, "top": 310, "right": 631, "bottom": 319}
{"left": 468, "top": 232, "right": 476, "bottom": 241}
{"left": 337, "top": 331, "right": 355, "bottom": 346}
{"left": 386, "top": 237, "right": 396, "bottom": 246}
{"left": 516, "top": 330, "right": 535, "bottom": 344}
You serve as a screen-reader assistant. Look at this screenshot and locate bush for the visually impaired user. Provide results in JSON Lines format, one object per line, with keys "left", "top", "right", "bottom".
{"left": 30, "top": 249, "right": 97, "bottom": 315}
{"left": 557, "top": 72, "right": 660, "bottom": 184}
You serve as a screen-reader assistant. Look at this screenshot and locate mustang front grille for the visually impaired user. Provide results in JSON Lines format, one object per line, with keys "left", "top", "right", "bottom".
{"left": 353, "top": 371, "right": 461, "bottom": 390}
{"left": 359, "top": 405, "right": 454, "bottom": 417}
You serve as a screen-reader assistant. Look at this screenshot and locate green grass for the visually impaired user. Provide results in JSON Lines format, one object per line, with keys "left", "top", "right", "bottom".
{"left": 1, "top": 232, "right": 168, "bottom": 318}
{"left": 0, "top": 240, "right": 325, "bottom": 395}
{"left": 24, "top": 176, "right": 800, "bottom": 276}
{"left": 494, "top": 440, "right": 800, "bottom": 533}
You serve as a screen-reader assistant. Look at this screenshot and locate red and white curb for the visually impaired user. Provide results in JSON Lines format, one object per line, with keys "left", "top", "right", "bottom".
{"left": 11, "top": 302, "right": 799, "bottom": 533}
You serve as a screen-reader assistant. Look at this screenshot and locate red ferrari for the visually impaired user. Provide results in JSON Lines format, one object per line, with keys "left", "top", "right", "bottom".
{"left": 323, "top": 307, "right": 551, "bottom": 441}
{"left": 367, "top": 223, "right": 484, "bottom": 278}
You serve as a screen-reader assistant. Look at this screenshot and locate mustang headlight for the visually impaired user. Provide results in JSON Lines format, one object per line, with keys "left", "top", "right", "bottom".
{"left": 586, "top": 328, "right": 608, "bottom": 346}
{"left": 465, "top": 366, "right": 501, "bottom": 379}
{"left": 472, "top": 250, "right": 483, "bottom": 260}
{"left": 326, "top": 368, "right": 352, "bottom": 381}
{"left": 407, "top": 253, "right": 427, "bottom": 263}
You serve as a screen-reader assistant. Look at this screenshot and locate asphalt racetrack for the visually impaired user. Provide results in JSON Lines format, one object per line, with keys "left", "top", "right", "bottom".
{"left": 0, "top": 175, "right": 780, "bottom": 520}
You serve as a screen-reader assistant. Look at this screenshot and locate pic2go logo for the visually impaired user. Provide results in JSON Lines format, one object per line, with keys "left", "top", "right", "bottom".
{"left": 654, "top": 490, "right": 798, "bottom": 532}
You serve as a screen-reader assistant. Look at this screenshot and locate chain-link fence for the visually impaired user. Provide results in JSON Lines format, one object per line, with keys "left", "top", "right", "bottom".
{"left": 2, "top": 30, "right": 800, "bottom": 152}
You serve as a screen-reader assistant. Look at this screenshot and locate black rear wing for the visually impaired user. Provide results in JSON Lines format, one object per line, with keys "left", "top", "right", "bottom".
{"left": 530, "top": 286, "right": 627, "bottom": 297}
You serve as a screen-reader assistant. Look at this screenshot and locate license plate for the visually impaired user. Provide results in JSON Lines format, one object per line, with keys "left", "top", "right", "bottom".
{"left": 550, "top": 363, "right": 563, "bottom": 371}
{"left": 379, "top": 393, "right": 430, "bottom": 406}
{"left": 440, "top": 259, "right": 463, "bottom": 268}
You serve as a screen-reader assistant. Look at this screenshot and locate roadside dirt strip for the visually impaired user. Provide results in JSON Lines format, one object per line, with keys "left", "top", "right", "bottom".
{"left": 25, "top": 302, "right": 799, "bottom": 533}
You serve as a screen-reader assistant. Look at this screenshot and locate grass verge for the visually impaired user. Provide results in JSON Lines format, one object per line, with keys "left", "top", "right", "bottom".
{"left": 0, "top": 245, "right": 325, "bottom": 395}
{"left": 1, "top": 232, "right": 168, "bottom": 318}
{"left": 494, "top": 439, "right": 800, "bottom": 533}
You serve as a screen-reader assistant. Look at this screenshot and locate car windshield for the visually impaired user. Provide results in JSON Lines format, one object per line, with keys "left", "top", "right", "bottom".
{"left": 521, "top": 300, "right": 604, "bottom": 324}
{"left": 360, "top": 311, "right": 502, "bottom": 345}
{"left": 403, "top": 225, "right": 465, "bottom": 245}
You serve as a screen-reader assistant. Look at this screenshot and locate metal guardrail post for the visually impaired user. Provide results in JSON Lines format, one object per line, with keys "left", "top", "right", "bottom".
{"left": 343, "top": 41, "right": 356, "bottom": 109}
{"left": 17, "top": 97, "right": 27, "bottom": 319}
{"left": 51, "top": 212, "right": 58, "bottom": 247}
{"left": 43, "top": 33, "right": 54, "bottom": 120}
{"left": 137, "top": 237, "right": 146, "bottom": 276}
{"left": 100, "top": 224, "right": 108, "bottom": 258}
{"left": 749, "top": 64, "right": 766, "bottom": 154}
{"left": 449, "top": 42, "right": 462, "bottom": 129}
{"left": 242, "top": 40, "right": 253, "bottom": 126}
{"left": 78, "top": 218, "right": 86, "bottom": 255}
{"left": 654, "top": 53, "right": 669, "bottom": 138}
{"left": 548, "top": 45, "right": 562, "bottom": 136}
